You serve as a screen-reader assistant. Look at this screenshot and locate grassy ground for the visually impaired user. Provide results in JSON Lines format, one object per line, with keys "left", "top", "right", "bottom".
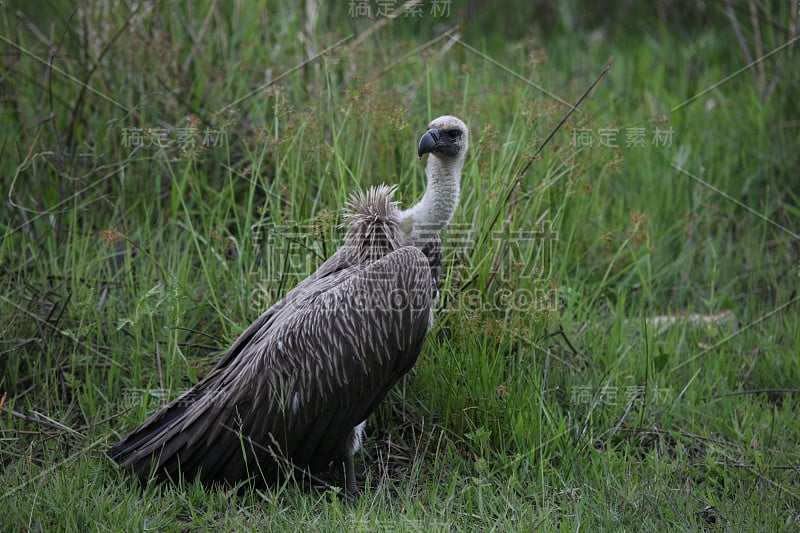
{"left": 2, "top": 1, "right": 799, "bottom": 530}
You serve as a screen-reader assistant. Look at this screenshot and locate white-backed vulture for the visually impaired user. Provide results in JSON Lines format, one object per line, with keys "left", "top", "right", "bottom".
{"left": 108, "top": 115, "right": 470, "bottom": 495}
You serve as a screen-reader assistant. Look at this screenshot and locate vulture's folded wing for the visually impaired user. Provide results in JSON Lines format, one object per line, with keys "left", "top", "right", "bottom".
{"left": 108, "top": 245, "right": 433, "bottom": 487}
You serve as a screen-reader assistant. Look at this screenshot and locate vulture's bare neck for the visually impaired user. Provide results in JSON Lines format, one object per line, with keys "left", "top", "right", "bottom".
{"left": 400, "top": 155, "right": 462, "bottom": 243}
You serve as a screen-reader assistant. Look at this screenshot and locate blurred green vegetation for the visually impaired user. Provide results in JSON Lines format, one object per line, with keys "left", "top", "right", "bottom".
{"left": 1, "top": 0, "right": 798, "bottom": 530}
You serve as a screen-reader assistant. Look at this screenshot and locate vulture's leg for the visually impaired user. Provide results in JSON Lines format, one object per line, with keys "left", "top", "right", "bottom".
{"left": 343, "top": 453, "right": 358, "bottom": 496}
{"left": 334, "top": 426, "right": 362, "bottom": 497}
{"left": 329, "top": 455, "right": 359, "bottom": 498}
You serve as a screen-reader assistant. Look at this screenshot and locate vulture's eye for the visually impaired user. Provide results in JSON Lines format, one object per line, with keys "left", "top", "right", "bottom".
{"left": 448, "top": 129, "right": 461, "bottom": 140}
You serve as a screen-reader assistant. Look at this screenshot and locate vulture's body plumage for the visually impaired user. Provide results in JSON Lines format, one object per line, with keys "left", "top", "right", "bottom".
{"left": 108, "top": 116, "right": 469, "bottom": 494}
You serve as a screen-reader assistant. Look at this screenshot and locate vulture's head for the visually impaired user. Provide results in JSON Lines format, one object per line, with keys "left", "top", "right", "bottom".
{"left": 417, "top": 115, "right": 469, "bottom": 162}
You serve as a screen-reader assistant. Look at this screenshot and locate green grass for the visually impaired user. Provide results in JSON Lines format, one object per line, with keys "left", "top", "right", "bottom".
{"left": 2, "top": 1, "right": 799, "bottom": 530}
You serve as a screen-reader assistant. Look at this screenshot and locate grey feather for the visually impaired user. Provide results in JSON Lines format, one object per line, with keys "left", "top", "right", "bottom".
{"left": 108, "top": 116, "right": 469, "bottom": 493}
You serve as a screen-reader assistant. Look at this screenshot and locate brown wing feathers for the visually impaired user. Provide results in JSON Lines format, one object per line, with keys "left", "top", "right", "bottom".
{"left": 109, "top": 221, "right": 433, "bottom": 488}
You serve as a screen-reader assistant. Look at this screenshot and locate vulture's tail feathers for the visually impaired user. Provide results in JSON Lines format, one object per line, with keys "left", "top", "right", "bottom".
{"left": 109, "top": 387, "right": 232, "bottom": 483}
{"left": 108, "top": 398, "right": 195, "bottom": 482}
{"left": 109, "top": 381, "right": 292, "bottom": 487}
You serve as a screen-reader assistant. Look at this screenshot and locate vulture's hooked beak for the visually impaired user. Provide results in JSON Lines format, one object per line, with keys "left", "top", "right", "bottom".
{"left": 417, "top": 128, "right": 440, "bottom": 158}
